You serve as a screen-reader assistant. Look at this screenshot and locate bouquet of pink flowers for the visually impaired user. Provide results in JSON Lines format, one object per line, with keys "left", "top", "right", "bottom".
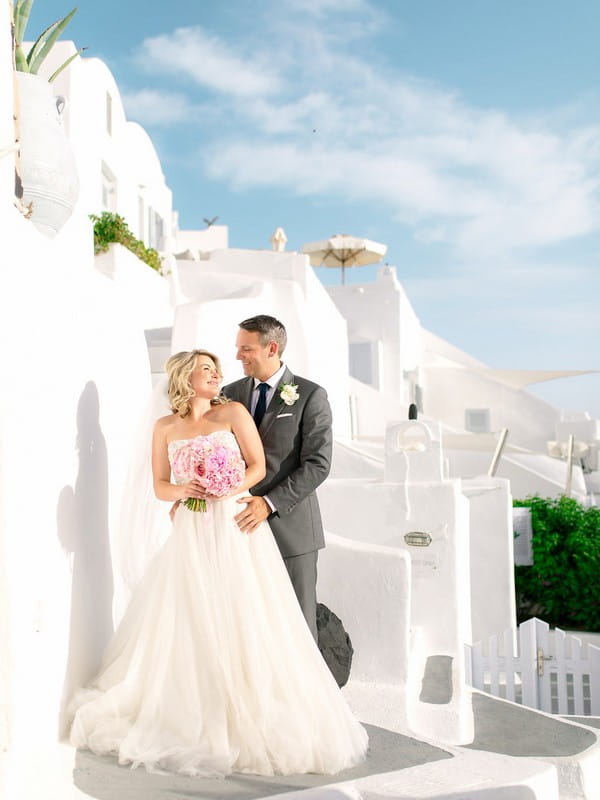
{"left": 171, "top": 437, "right": 245, "bottom": 512}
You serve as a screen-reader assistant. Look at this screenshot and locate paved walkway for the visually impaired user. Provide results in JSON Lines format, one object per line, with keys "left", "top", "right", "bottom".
{"left": 72, "top": 723, "right": 451, "bottom": 800}
{"left": 466, "top": 693, "right": 597, "bottom": 757}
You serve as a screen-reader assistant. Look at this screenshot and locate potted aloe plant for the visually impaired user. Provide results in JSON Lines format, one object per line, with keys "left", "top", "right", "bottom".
{"left": 13, "top": 0, "right": 84, "bottom": 236}
{"left": 14, "top": 0, "right": 85, "bottom": 81}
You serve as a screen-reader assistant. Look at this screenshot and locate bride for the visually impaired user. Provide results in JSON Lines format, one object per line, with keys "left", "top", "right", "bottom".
{"left": 70, "top": 349, "right": 368, "bottom": 777}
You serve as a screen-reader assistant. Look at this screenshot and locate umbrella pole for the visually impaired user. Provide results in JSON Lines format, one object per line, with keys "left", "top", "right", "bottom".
{"left": 341, "top": 264, "right": 346, "bottom": 285}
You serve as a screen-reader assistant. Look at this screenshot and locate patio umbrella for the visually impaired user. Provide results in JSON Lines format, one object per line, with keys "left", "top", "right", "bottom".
{"left": 302, "top": 234, "right": 388, "bottom": 284}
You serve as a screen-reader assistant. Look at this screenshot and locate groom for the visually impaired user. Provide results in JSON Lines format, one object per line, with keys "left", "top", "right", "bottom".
{"left": 222, "top": 315, "right": 332, "bottom": 640}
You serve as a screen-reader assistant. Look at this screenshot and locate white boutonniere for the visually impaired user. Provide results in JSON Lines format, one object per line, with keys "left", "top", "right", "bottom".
{"left": 279, "top": 383, "right": 299, "bottom": 406}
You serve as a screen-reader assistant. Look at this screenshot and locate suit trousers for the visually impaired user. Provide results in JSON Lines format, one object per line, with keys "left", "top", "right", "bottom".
{"left": 283, "top": 550, "right": 318, "bottom": 642}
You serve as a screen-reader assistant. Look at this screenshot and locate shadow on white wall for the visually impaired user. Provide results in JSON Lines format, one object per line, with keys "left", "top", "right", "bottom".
{"left": 57, "top": 382, "right": 114, "bottom": 737}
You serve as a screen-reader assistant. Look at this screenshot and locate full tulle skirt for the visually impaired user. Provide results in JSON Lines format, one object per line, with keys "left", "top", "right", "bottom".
{"left": 69, "top": 495, "right": 368, "bottom": 776}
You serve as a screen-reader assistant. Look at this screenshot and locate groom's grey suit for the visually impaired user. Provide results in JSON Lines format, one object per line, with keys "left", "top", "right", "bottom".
{"left": 223, "top": 366, "right": 332, "bottom": 637}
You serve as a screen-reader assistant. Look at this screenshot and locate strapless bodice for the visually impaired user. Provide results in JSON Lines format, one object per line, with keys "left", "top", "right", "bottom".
{"left": 167, "top": 429, "right": 239, "bottom": 457}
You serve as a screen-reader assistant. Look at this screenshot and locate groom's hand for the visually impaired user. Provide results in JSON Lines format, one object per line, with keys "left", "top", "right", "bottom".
{"left": 235, "top": 496, "right": 270, "bottom": 532}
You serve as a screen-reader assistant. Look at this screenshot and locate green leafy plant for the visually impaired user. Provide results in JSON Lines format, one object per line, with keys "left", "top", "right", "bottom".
{"left": 14, "top": 0, "right": 85, "bottom": 82}
{"left": 514, "top": 495, "right": 600, "bottom": 631}
{"left": 90, "top": 212, "right": 163, "bottom": 273}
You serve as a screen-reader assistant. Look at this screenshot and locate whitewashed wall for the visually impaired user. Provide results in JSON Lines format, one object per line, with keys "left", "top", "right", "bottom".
{"left": 318, "top": 422, "right": 474, "bottom": 745}
{"left": 328, "top": 266, "right": 423, "bottom": 423}
{"left": 347, "top": 377, "right": 408, "bottom": 439}
{"left": 172, "top": 249, "right": 352, "bottom": 437}
{"left": 328, "top": 267, "right": 563, "bottom": 455}
{"left": 0, "top": 208, "right": 155, "bottom": 755}
{"left": 95, "top": 242, "right": 173, "bottom": 330}
{"left": 175, "top": 225, "right": 229, "bottom": 254}
{"left": 555, "top": 417, "right": 600, "bottom": 443}
{"left": 446, "top": 449, "right": 587, "bottom": 502}
{"left": 421, "top": 327, "right": 560, "bottom": 451}
{"left": 317, "top": 533, "right": 411, "bottom": 687}
{"left": 462, "top": 477, "right": 516, "bottom": 642}
{"left": 423, "top": 366, "right": 559, "bottom": 451}
{"left": 0, "top": 28, "right": 169, "bottom": 794}
{"left": 39, "top": 43, "right": 173, "bottom": 249}
{"left": 0, "top": 1, "right": 14, "bottom": 757}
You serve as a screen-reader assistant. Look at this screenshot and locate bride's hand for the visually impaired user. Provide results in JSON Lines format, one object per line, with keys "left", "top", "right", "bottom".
{"left": 179, "top": 479, "right": 207, "bottom": 501}
{"left": 169, "top": 501, "right": 180, "bottom": 521}
{"left": 169, "top": 482, "right": 215, "bottom": 522}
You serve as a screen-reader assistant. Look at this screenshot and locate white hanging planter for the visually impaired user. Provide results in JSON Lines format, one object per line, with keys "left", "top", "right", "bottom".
{"left": 16, "top": 72, "right": 80, "bottom": 237}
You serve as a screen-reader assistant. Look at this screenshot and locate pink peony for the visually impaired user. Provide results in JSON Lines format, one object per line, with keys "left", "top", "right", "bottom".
{"left": 171, "top": 436, "right": 245, "bottom": 511}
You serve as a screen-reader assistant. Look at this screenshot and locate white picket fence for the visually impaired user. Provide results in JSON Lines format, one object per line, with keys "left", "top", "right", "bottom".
{"left": 465, "top": 617, "right": 600, "bottom": 716}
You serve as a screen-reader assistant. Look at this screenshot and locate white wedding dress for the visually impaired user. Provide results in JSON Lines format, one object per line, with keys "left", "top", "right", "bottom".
{"left": 70, "top": 430, "right": 368, "bottom": 777}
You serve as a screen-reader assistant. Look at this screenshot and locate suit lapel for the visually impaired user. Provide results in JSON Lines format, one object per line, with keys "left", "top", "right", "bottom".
{"left": 242, "top": 377, "right": 254, "bottom": 411}
{"left": 259, "top": 366, "right": 294, "bottom": 438}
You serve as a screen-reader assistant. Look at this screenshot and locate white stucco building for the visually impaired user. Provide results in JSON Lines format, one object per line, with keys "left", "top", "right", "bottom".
{"left": 44, "top": 42, "right": 174, "bottom": 251}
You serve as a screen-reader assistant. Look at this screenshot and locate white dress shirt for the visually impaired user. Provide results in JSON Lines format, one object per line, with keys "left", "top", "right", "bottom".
{"left": 250, "top": 362, "right": 287, "bottom": 514}
{"left": 250, "top": 363, "right": 287, "bottom": 415}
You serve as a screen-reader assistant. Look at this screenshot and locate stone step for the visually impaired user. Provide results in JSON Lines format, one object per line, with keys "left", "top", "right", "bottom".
{"left": 263, "top": 749, "right": 558, "bottom": 800}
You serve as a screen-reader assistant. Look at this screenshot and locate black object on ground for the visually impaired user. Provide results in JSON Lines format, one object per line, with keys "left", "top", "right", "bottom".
{"left": 317, "top": 602, "right": 353, "bottom": 687}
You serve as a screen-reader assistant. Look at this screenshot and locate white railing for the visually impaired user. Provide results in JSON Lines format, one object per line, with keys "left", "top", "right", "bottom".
{"left": 465, "top": 617, "right": 600, "bottom": 716}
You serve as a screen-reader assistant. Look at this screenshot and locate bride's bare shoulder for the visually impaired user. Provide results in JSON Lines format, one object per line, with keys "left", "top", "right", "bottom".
{"left": 154, "top": 413, "right": 178, "bottom": 434}
{"left": 213, "top": 401, "right": 249, "bottom": 419}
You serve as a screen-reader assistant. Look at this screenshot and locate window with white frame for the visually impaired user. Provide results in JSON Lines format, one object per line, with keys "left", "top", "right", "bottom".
{"left": 101, "top": 162, "right": 117, "bottom": 210}
{"left": 146, "top": 207, "right": 165, "bottom": 250}
{"left": 106, "top": 92, "right": 113, "bottom": 136}
{"left": 138, "top": 195, "right": 146, "bottom": 241}
{"left": 154, "top": 213, "right": 164, "bottom": 250}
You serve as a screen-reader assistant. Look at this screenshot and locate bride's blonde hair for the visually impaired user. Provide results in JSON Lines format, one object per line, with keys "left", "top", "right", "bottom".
{"left": 166, "top": 349, "right": 228, "bottom": 418}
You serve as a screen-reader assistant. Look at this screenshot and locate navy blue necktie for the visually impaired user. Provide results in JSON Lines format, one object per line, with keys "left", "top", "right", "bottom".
{"left": 253, "top": 382, "right": 270, "bottom": 428}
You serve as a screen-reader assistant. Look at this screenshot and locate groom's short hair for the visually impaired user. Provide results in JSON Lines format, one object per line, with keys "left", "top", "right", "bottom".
{"left": 239, "top": 315, "right": 287, "bottom": 355}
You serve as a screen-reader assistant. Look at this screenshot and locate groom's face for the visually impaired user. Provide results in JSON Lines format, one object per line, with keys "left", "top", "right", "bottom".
{"left": 236, "top": 329, "right": 279, "bottom": 381}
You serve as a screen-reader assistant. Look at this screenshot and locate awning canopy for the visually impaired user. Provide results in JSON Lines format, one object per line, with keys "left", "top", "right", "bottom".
{"left": 424, "top": 366, "right": 597, "bottom": 391}
{"left": 481, "top": 369, "right": 597, "bottom": 391}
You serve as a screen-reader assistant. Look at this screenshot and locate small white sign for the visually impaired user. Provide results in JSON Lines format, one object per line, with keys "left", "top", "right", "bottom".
{"left": 513, "top": 507, "right": 533, "bottom": 566}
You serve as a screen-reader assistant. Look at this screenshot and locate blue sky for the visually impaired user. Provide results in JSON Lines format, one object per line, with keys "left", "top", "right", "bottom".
{"left": 30, "top": 0, "right": 600, "bottom": 418}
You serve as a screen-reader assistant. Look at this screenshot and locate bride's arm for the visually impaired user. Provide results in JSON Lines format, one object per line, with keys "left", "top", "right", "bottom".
{"left": 151, "top": 418, "right": 203, "bottom": 502}
{"left": 228, "top": 403, "right": 266, "bottom": 493}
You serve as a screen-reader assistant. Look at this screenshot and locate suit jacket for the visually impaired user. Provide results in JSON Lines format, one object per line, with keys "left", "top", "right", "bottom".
{"left": 222, "top": 366, "right": 332, "bottom": 558}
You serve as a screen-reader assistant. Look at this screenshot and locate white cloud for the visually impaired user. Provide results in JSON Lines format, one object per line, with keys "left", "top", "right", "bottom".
{"left": 240, "top": 92, "right": 330, "bottom": 135}
{"left": 136, "top": 27, "right": 282, "bottom": 98}
{"left": 494, "top": 305, "right": 600, "bottom": 334}
{"left": 121, "top": 89, "right": 194, "bottom": 125}
{"left": 406, "top": 260, "right": 591, "bottom": 303}
{"left": 129, "top": 7, "right": 600, "bottom": 262}
{"left": 283, "top": 0, "right": 371, "bottom": 15}
{"left": 275, "top": 0, "right": 387, "bottom": 44}
{"left": 121, "top": 1, "right": 600, "bottom": 417}
{"left": 203, "top": 69, "right": 600, "bottom": 257}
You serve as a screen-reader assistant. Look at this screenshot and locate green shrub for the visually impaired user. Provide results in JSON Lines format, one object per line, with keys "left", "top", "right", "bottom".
{"left": 90, "top": 212, "right": 163, "bottom": 273}
{"left": 514, "top": 495, "right": 600, "bottom": 631}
